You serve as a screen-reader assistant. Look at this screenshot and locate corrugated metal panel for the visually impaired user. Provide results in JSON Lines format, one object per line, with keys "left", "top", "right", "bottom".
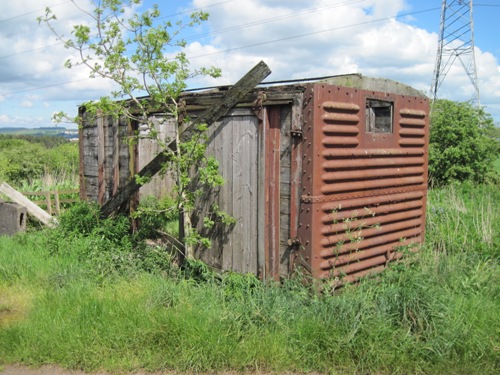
{"left": 298, "top": 83, "right": 429, "bottom": 282}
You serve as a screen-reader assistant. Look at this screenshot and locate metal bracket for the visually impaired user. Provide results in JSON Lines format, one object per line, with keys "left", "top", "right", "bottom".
{"left": 290, "top": 129, "right": 303, "bottom": 138}
{"left": 287, "top": 237, "right": 302, "bottom": 247}
{"left": 252, "top": 91, "right": 267, "bottom": 121}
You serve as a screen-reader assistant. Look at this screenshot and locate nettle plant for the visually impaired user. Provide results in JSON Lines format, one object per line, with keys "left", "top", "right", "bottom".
{"left": 38, "top": 0, "right": 233, "bottom": 257}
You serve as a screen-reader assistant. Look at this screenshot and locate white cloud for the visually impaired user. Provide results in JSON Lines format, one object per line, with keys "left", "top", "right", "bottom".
{"left": 186, "top": 0, "right": 500, "bottom": 115}
{"left": 21, "top": 100, "right": 33, "bottom": 107}
{"left": 0, "top": 0, "right": 499, "bottom": 127}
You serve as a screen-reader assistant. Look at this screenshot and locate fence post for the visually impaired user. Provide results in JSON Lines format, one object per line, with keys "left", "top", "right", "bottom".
{"left": 54, "top": 190, "right": 61, "bottom": 215}
{"left": 45, "top": 191, "right": 52, "bottom": 215}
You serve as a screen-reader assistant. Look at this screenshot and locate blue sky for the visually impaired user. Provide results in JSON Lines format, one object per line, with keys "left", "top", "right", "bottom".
{"left": 0, "top": 0, "right": 499, "bottom": 128}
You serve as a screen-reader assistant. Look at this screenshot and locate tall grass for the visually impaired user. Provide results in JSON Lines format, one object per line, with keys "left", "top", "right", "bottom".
{"left": 0, "top": 183, "right": 498, "bottom": 374}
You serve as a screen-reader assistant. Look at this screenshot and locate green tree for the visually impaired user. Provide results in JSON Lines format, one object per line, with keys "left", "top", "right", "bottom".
{"left": 0, "top": 138, "right": 47, "bottom": 184}
{"left": 38, "top": 0, "right": 229, "bottom": 257}
{"left": 429, "top": 99, "right": 499, "bottom": 186}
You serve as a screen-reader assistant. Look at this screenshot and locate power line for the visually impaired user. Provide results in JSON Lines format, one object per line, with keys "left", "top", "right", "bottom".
{"left": 0, "top": 42, "right": 62, "bottom": 60}
{"left": 187, "top": 7, "right": 440, "bottom": 59}
{"left": 0, "top": 1, "right": 71, "bottom": 22}
{"left": 0, "top": 0, "right": 366, "bottom": 77}
{"left": 0, "top": 0, "right": 237, "bottom": 60}
{"left": 3, "top": 77, "right": 92, "bottom": 96}
{"left": 2, "top": 7, "right": 440, "bottom": 97}
{"left": 183, "top": 0, "right": 368, "bottom": 42}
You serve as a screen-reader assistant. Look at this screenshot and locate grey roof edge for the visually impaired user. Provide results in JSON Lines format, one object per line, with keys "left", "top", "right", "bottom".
{"left": 319, "top": 74, "right": 427, "bottom": 98}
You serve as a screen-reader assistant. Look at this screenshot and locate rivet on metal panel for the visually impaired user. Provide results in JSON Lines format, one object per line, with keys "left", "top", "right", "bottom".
{"left": 287, "top": 237, "right": 301, "bottom": 246}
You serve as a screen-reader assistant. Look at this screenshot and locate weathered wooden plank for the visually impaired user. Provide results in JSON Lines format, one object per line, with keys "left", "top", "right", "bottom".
{"left": 235, "top": 114, "right": 259, "bottom": 274}
{"left": 138, "top": 115, "right": 176, "bottom": 199}
{"left": 279, "top": 105, "right": 293, "bottom": 277}
{"left": 100, "top": 60, "right": 271, "bottom": 218}
{"left": 118, "top": 123, "right": 131, "bottom": 188}
{"left": 216, "top": 114, "right": 235, "bottom": 271}
{"left": 97, "top": 115, "right": 107, "bottom": 204}
{"left": 0, "top": 182, "right": 57, "bottom": 228}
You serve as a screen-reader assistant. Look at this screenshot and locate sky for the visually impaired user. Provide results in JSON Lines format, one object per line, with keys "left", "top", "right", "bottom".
{"left": 0, "top": 0, "right": 499, "bottom": 129}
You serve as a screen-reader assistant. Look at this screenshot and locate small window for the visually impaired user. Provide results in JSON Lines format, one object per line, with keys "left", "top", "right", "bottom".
{"left": 366, "top": 99, "right": 393, "bottom": 133}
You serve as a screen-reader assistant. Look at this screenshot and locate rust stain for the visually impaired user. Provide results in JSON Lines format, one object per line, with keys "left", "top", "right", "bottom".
{"left": 297, "top": 83, "right": 429, "bottom": 281}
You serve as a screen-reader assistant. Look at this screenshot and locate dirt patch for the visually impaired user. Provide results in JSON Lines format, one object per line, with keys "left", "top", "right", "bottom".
{"left": 0, "top": 286, "right": 33, "bottom": 328}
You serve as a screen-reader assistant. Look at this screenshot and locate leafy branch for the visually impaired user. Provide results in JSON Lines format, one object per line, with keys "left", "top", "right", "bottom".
{"left": 38, "top": 0, "right": 230, "bottom": 257}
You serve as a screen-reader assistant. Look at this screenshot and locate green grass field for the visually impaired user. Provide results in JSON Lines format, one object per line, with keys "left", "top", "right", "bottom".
{"left": 0, "top": 183, "right": 498, "bottom": 374}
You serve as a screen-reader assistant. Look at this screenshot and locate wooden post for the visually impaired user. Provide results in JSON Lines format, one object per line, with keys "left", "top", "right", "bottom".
{"left": 0, "top": 182, "right": 58, "bottom": 228}
{"left": 100, "top": 60, "right": 272, "bottom": 218}
{"left": 45, "top": 191, "right": 52, "bottom": 215}
{"left": 54, "top": 190, "right": 61, "bottom": 215}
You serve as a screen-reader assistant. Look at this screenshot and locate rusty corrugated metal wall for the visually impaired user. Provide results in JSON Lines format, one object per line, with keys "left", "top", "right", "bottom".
{"left": 296, "top": 83, "right": 429, "bottom": 282}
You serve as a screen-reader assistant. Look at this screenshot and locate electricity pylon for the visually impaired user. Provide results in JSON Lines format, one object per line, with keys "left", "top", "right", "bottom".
{"left": 430, "top": 0, "right": 480, "bottom": 105}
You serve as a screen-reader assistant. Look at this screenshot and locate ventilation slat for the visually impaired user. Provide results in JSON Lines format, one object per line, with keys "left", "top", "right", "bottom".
{"left": 322, "top": 166, "right": 424, "bottom": 182}
{"left": 399, "top": 118, "right": 426, "bottom": 127}
{"left": 322, "top": 113, "right": 360, "bottom": 123}
{"left": 322, "top": 101, "right": 360, "bottom": 112}
{"left": 321, "top": 208, "right": 423, "bottom": 236}
{"left": 319, "top": 227, "right": 423, "bottom": 256}
{"left": 322, "top": 198, "right": 423, "bottom": 224}
{"left": 322, "top": 136, "right": 359, "bottom": 146}
{"left": 323, "top": 125, "right": 360, "bottom": 135}
{"left": 322, "top": 157, "right": 424, "bottom": 170}
{"left": 399, "top": 128, "right": 426, "bottom": 136}
{"left": 321, "top": 191, "right": 424, "bottom": 213}
{"left": 320, "top": 238, "right": 415, "bottom": 269}
{"left": 320, "top": 217, "right": 422, "bottom": 247}
{"left": 323, "top": 148, "right": 424, "bottom": 157}
{"left": 399, "top": 138, "right": 425, "bottom": 146}
{"left": 400, "top": 109, "right": 426, "bottom": 117}
{"left": 321, "top": 176, "right": 425, "bottom": 194}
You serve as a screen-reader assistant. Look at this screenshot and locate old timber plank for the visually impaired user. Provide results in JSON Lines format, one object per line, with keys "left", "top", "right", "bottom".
{"left": 0, "top": 182, "right": 58, "bottom": 228}
{"left": 100, "top": 60, "right": 272, "bottom": 218}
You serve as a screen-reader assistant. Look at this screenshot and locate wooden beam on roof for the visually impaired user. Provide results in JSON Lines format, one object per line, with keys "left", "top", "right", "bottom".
{"left": 100, "top": 60, "right": 272, "bottom": 218}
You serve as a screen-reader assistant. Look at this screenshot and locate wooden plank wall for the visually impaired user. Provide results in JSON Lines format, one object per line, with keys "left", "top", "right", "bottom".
{"left": 80, "top": 112, "right": 131, "bottom": 204}
{"left": 195, "top": 108, "right": 261, "bottom": 275}
{"left": 279, "top": 105, "right": 293, "bottom": 277}
{"left": 138, "top": 115, "right": 177, "bottom": 200}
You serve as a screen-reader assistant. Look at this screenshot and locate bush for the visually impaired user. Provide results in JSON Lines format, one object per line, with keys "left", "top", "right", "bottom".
{"left": 429, "top": 100, "right": 499, "bottom": 186}
{"left": 0, "top": 136, "right": 79, "bottom": 187}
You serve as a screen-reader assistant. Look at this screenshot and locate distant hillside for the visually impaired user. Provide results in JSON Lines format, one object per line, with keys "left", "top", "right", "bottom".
{"left": 0, "top": 127, "right": 78, "bottom": 139}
